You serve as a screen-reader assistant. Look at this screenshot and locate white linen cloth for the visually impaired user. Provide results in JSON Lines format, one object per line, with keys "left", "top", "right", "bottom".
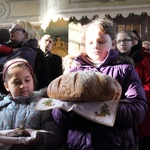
{"left": 35, "top": 98, "right": 119, "bottom": 127}
{"left": 0, "top": 129, "right": 48, "bottom": 149}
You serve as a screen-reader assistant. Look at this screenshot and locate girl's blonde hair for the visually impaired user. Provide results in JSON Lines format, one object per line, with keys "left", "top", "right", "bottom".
{"left": 3, "top": 58, "right": 37, "bottom": 87}
{"left": 12, "top": 20, "right": 40, "bottom": 41}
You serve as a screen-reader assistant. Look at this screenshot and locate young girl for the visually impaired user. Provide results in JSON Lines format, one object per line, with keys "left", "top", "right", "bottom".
{"left": 116, "top": 29, "right": 150, "bottom": 150}
{"left": 52, "top": 17, "right": 148, "bottom": 150}
{"left": 0, "top": 58, "right": 64, "bottom": 150}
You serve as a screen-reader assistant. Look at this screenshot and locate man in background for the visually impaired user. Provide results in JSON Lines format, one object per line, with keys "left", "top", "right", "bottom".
{"left": 39, "top": 34, "right": 63, "bottom": 82}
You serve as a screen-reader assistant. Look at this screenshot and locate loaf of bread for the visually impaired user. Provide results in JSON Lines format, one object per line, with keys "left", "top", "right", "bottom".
{"left": 47, "top": 71, "right": 122, "bottom": 102}
{"left": 0, "top": 128, "right": 30, "bottom": 137}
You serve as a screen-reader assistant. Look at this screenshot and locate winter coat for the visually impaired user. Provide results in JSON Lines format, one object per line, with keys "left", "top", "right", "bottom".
{"left": 52, "top": 49, "right": 148, "bottom": 150}
{"left": 0, "top": 43, "right": 36, "bottom": 94}
{"left": 127, "top": 46, "right": 150, "bottom": 138}
{"left": 45, "top": 51, "right": 62, "bottom": 82}
{"left": 0, "top": 90, "right": 64, "bottom": 150}
{"left": 0, "top": 39, "right": 51, "bottom": 93}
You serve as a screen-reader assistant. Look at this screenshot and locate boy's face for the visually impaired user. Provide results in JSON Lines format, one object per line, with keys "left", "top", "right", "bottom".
{"left": 4, "top": 67, "right": 34, "bottom": 99}
{"left": 85, "top": 25, "right": 113, "bottom": 62}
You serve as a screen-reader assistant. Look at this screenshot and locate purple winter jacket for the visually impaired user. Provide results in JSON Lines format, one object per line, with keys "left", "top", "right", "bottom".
{"left": 52, "top": 49, "right": 148, "bottom": 150}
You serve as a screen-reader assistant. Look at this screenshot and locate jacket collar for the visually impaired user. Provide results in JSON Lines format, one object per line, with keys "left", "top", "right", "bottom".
{"left": 76, "top": 49, "right": 119, "bottom": 67}
{"left": 0, "top": 96, "right": 11, "bottom": 108}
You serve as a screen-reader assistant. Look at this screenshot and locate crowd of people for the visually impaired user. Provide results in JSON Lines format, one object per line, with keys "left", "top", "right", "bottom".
{"left": 0, "top": 16, "right": 149, "bottom": 150}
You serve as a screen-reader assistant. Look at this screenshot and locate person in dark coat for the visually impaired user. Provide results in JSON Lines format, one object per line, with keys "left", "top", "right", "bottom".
{"left": 39, "top": 34, "right": 62, "bottom": 82}
{"left": 52, "top": 17, "right": 148, "bottom": 150}
{"left": 0, "top": 20, "right": 51, "bottom": 93}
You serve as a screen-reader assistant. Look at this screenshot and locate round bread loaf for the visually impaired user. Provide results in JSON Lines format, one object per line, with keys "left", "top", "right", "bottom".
{"left": 47, "top": 71, "right": 122, "bottom": 102}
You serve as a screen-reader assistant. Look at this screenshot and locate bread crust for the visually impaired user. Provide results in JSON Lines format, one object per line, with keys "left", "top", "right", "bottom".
{"left": 47, "top": 71, "right": 122, "bottom": 102}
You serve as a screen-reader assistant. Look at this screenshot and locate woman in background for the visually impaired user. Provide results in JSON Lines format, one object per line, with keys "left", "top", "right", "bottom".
{"left": 0, "top": 20, "right": 50, "bottom": 93}
{"left": 116, "top": 29, "right": 150, "bottom": 150}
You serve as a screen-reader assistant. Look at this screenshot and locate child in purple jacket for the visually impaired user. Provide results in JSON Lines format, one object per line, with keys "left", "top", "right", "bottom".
{"left": 52, "top": 16, "right": 148, "bottom": 150}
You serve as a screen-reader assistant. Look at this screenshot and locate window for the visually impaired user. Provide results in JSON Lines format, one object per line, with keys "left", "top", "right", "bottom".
{"left": 113, "top": 13, "right": 148, "bottom": 40}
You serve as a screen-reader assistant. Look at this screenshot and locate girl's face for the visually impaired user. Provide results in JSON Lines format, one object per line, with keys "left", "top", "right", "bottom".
{"left": 9, "top": 23, "right": 27, "bottom": 43}
{"left": 4, "top": 66, "right": 34, "bottom": 99}
{"left": 116, "top": 32, "right": 133, "bottom": 54}
{"left": 85, "top": 25, "right": 114, "bottom": 62}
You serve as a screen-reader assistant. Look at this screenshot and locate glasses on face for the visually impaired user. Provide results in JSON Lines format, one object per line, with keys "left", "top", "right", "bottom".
{"left": 116, "top": 39, "right": 132, "bottom": 44}
{"left": 45, "top": 39, "right": 53, "bottom": 43}
{"left": 9, "top": 27, "right": 25, "bottom": 33}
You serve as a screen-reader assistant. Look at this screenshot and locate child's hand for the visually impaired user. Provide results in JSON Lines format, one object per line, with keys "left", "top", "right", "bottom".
{"left": 63, "top": 55, "right": 80, "bottom": 74}
{"left": 25, "top": 131, "right": 42, "bottom": 147}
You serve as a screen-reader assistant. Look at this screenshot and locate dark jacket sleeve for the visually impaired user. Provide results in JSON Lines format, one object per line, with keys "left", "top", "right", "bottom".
{"left": 34, "top": 48, "right": 51, "bottom": 90}
{"left": 36, "top": 110, "right": 65, "bottom": 150}
{"left": 52, "top": 55, "right": 63, "bottom": 78}
{"left": 4, "top": 47, "right": 37, "bottom": 68}
{"left": 46, "top": 54, "right": 62, "bottom": 82}
{"left": 52, "top": 108, "right": 75, "bottom": 129}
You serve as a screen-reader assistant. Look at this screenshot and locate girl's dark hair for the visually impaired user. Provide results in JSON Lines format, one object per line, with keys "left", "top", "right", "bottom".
{"left": 116, "top": 29, "right": 134, "bottom": 41}
{"left": 3, "top": 58, "right": 37, "bottom": 87}
{"left": 131, "top": 29, "right": 142, "bottom": 49}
